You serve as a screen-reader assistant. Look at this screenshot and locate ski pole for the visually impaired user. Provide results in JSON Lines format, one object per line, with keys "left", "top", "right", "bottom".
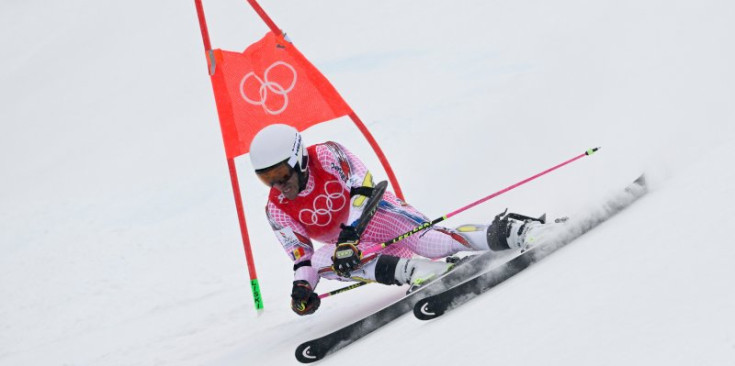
{"left": 319, "top": 147, "right": 600, "bottom": 291}
{"left": 318, "top": 281, "right": 368, "bottom": 299}
{"left": 362, "top": 147, "right": 600, "bottom": 257}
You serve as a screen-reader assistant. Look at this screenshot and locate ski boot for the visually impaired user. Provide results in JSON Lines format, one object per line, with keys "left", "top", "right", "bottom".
{"left": 486, "top": 209, "right": 548, "bottom": 252}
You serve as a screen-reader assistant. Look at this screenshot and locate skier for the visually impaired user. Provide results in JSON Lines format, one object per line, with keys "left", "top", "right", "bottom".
{"left": 250, "top": 124, "right": 542, "bottom": 316}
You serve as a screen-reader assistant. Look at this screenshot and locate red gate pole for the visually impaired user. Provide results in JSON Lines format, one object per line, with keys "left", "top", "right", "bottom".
{"left": 195, "top": 0, "right": 264, "bottom": 313}
{"left": 347, "top": 112, "right": 405, "bottom": 200}
{"left": 246, "top": 0, "right": 282, "bottom": 36}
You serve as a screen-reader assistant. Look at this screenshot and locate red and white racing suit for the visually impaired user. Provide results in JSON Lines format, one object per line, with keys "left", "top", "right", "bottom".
{"left": 265, "top": 142, "right": 488, "bottom": 289}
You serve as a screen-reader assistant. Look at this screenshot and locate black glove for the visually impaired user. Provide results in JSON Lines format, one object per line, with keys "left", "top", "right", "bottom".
{"left": 332, "top": 224, "right": 362, "bottom": 277}
{"left": 291, "top": 280, "right": 321, "bottom": 316}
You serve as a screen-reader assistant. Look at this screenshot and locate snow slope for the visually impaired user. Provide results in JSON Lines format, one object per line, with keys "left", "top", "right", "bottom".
{"left": 1, "top": 0, "right": 734, "bottom": 365}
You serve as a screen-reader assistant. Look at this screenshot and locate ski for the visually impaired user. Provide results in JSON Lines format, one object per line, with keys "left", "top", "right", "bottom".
{"left": 414, "top": 174, "right": 649, "bottom": 320}
{"left": 294, "top": 248, "right": 515, "bottom": 363}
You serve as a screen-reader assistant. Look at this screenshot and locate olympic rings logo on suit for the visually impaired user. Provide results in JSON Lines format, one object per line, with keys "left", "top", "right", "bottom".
{"left": 239, "top": 61, "right": 297, "bottom": 115}
{"left": 298, "top": 181, "right": 347, "bottom": 227}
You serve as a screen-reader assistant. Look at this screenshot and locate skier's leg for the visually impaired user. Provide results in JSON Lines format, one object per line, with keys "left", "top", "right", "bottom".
{"left": 395, "top": 228, "right": 472, "bottom": 259}
{"left": 358, "top": 195, "right": 473, "bottom": 259}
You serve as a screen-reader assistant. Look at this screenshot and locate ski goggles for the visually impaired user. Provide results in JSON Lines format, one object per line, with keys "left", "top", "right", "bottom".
{"left": 256, "top": 161, "right": 295, "bottom": 187}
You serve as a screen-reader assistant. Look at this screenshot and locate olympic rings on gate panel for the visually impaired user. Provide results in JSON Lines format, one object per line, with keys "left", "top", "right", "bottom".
{"left": 239, "top": 61, "right": 297, "bottom": 115}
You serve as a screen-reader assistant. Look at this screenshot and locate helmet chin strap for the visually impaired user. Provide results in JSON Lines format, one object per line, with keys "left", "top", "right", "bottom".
{"left": 297, "top": 168, "right": 309, "bottom": 192}
{"left": 296, "top": 151, "right": 309, "bottom": 193}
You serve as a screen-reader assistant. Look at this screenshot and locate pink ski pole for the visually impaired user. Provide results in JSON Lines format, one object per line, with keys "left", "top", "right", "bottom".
{"left": 318, "top": 147, "right": 600, "bottom": 298}
{"left": 361, "top": 147, "right": 600, "bottom": 256}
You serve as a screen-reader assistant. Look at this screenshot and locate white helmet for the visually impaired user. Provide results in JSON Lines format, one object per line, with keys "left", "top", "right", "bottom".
{"left": 249, "top": 124, "right": 308, "bottom": 173}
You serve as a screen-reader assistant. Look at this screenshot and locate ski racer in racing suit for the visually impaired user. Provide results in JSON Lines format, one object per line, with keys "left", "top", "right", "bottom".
{"left": 250, "top": 124, "right": 537, "bottom": 315}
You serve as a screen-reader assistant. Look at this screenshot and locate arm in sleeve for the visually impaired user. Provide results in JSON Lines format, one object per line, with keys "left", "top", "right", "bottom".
{"left": 316, "top": 142, "right": 379, "bottom": 226}
{"left": 265, "top": 202, "right": 320, "bottom": 288}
